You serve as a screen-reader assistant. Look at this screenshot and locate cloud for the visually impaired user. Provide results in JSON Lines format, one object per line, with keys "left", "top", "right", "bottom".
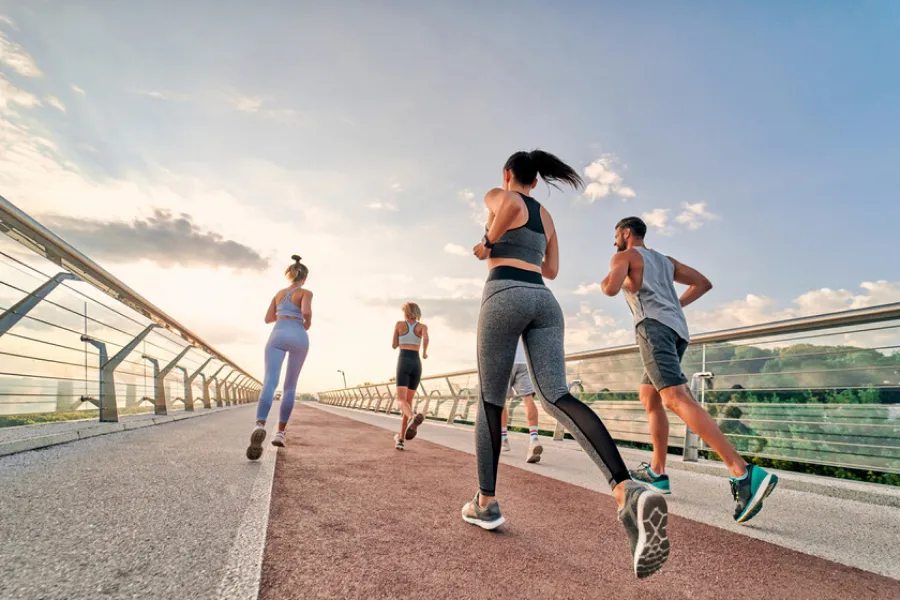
{"left": 71, "top": 84, "right": 85, "bottom": 96}
{"left": 136, "top": 88, "right": 301, "bottom": 122}
{"left": 444, "top": 243, "right": 469, "bottom": 257}
{"left": 675, "top": 202, "right": 718, "bottom": 230}
{"left": 0, "top": 74, "right": 40, "bottom": 110}
{"left": 582, "top": 154, "right": 635, "bottom": 203}
{"left": 687, "top": 280, "right": 900, "bottom": 333}
{"left": 573, "top": 282, "right": 605, "bottom": 296}
{"left": 564, "top": 302, "right": 630, "bottom": 351}
{"left": 641, "top": 208, "right": 671, "bottom": 234}
{"left": 136, "top": 89, "right": 191, "bottom": 102}
{"left": 367, "top": 201, "right": 398, "bottom": 211}
{"left": 390, "top": 182, "right": 403, "bottom": 192}
{"left": 45, "top": 95, "right": 66, "bottom": 113}
{"left": 37, "top": 210, "right": 270, "bottom": 270}
{"left": 459, "top": 188, "right": 488, "bottom": 226}
{"left": 0, "top": 28, "right": 41, "bottom": 77}
{"left": 0, "top": 15, "right": 17, "bottom": 30}
{"left": 432, "top": 277, "right": 483, "bottom": 298}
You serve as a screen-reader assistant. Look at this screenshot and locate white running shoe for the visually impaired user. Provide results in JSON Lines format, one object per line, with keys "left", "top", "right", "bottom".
{"left": 271, "top": 431, "right": 286, "bottom": 448}
{"left": 501, "top": 437, "right": 511, "bottom": 452}
{"left": 394, "top": 434, "right": 405, "bottom": 450}
{"left": 526, "top": 437, "right": 543, "bottom": 464}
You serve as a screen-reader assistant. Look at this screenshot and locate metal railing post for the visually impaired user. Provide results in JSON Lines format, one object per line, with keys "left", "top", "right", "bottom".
{"left": 446, "top": 378, "right": 462, "bottom": 424}
{"left": 208, "top": 365, "right": 227, "bottom": 407}
{"left": 184, "top": 357, "right": 213, "bottom": 409}
{"left": 684, "top": 372, "right": 714, "bottom": 462}
{"left": 373, "top": 386, "right": 385, "bottom": 412}
{"left": 419, "top": 382, "right": 432, "bottom": 416}
{"left": 0, "top": 272, "right": 79, "bottom": 337}
{"left": 82, "top": 324, "right": 158, "bottom": 422}
{"left": 384, "top": 386, "right": 396, "bottom": 414}
{"left": 143, "top": 345, "right": 192, "bottom": 414}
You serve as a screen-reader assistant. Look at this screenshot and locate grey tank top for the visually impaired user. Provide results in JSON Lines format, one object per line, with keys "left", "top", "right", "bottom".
{"left": 623, "top": 247, "right": 691, "bottom": 342}
{"left": 488, "top": 193, "right": 545, "bottom": 267}
{"left": 398, "top": 320, "right": 422, "bottom": 346}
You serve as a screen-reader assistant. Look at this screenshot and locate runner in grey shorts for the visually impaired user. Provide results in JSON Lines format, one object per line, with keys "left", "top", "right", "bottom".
{"left": 600, "top": 216, "right": 779, "bottom": 524}
{"left": 500, "top": 339, "right": 543, "bottom": 463}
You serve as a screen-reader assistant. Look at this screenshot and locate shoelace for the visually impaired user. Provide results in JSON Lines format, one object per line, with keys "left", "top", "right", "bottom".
{"left": 730, "top": 479, "right": 739, "bottom": 501}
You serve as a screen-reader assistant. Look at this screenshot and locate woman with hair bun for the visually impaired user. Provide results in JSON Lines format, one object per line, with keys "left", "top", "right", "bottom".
{"left": 246, "top": 255, "right": 313, "bottom": 460}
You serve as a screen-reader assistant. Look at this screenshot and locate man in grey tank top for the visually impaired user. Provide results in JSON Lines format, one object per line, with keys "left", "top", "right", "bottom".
{"left": 600, "top": 216, "right": 779, "bottom": 524}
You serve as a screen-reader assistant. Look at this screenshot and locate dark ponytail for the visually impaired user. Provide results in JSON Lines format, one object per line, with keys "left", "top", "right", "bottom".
{"left": 503, "top": 149, "right": 584, "bottom": 191}
{"left": 285, "top": 254, "right": 309, "bottom": 282}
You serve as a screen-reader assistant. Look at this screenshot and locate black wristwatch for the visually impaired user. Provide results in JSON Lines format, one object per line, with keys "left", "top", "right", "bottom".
{"left": 483, "top": 234, "right": 495, "bottom": 248}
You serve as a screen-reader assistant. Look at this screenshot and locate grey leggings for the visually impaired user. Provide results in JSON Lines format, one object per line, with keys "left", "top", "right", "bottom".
{"left": 476, "top": 275, "right": 630, "bottom": 496}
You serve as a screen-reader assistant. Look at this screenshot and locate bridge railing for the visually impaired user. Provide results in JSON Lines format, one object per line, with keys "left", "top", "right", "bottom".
{"left": 0, "top": 195, "right": 261, "bottom": 425}
{"left": 319, "top": 303, "right": 900, "bottom": 477}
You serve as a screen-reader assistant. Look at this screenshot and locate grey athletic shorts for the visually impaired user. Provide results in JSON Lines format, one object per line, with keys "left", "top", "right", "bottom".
{"left": 636, "top": 318, "right": 689, "bottom": 391}
{"left": 508, "top": 363, "right": 535, "bottom": 397}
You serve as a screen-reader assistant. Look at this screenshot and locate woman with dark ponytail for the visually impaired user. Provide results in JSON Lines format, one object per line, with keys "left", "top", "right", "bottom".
{"left": 462, "top": 150, "right": 670, "bottom": 578}
{"left": 246, "top": 255, "right": 313, "bottom": 459}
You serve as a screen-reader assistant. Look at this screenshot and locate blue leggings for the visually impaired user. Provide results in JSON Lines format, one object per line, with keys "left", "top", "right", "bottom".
{"left": 255, "top": 319, "right": 310, "bottom": 424}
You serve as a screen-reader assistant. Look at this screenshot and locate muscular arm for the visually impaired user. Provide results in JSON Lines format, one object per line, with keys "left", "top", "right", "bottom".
{"left": 670, "top": 257, "right": 712, "bottom": 307}
{"left": 601, "top": 252, "right": 631, "bottom": 296}
{"left": 300, "top": 290, "right": 313, "bottom": 330}
{"left": 392, "top": 322, "right": 400, "bottom": 349}
{"left": 264, "top": 296, "right": 277, "bottom": 324}
{"left": 421, "top": 325, "right": 429, "bottom": 358}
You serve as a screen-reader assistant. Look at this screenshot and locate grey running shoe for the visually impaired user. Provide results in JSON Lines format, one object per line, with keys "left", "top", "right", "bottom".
{"left": 461, "top": 492, "right": 505, "bottom": 530}
{"left": 501, "top": 437, "right": 511, "bottom": 452}
{"left": 246, "top": 425, "right": 266, "bottom": 460}
{"left": 404, "top": 413, "right": 425, "bottom": 440}
{"left": 526, "top": 438, "right": 543, "bottom": 464}
{"left": 630, "top": 462, "right": 672, "bottom": 494}
{"left": 271, "top": 431, "right": 286, "bottom": 448}
{"left": 618, "top": 481, "right": 670, "bottom": 578}
{"left": 394, "top": 434, "right": 405, "bottom": 450}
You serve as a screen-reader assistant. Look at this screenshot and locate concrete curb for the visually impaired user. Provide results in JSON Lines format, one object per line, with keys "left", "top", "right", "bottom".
{"left": 0, "top": 406, "right": 248, "bottom": 458}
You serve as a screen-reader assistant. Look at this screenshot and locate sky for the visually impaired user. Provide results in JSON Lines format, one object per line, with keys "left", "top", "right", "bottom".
{"left": 2, "top": 1, "right": 900, "bottom": 392}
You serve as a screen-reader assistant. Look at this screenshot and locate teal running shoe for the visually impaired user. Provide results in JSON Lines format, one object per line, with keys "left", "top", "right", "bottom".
{"left": 630, "top": 462, "right": 672, "bottom": 495}
{"left": 731, "top": 464, "right": 779, "bottom": 524}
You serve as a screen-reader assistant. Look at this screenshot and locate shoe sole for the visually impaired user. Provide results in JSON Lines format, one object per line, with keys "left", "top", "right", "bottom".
{"left": 246, "top": 428, "right": 266, "bottom": 460}
{"left": 736, "top": 473, "right": 779, "bottom": 524}
{"left": 271, "top": 438, "right": 285, "bottom": 448}
{"left": 526, "top": 444, "right": 543, "bottom": 464}
{"left": 404, "top": 413, "right": 424, "bottom": 440}
{"left": 633, "top": 491, "right": 670, "bottom": 578}
{"left": 462, "top": 512, "right": 506, "bottom": 531}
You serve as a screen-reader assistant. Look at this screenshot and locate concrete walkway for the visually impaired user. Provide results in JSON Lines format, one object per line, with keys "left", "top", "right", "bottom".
{"left": 0, "top": 405, "right": 277, "bottom": 600}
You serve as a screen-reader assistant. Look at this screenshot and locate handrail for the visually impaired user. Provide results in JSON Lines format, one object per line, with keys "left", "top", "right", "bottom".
{"left": 0, "top": 194, "right": 260, "bottom": 385}
{"left": 318, "top": 300, "right": 900, "bottom": 390}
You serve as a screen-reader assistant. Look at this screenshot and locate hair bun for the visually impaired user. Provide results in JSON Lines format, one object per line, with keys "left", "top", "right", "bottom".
{"left": 291, "top": 254, "right": 302, "bottom": 262}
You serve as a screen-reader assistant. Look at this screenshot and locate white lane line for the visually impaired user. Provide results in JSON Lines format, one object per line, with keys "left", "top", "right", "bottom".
{"left": 215, "top": 435, "right": 279, "bottom": 600}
